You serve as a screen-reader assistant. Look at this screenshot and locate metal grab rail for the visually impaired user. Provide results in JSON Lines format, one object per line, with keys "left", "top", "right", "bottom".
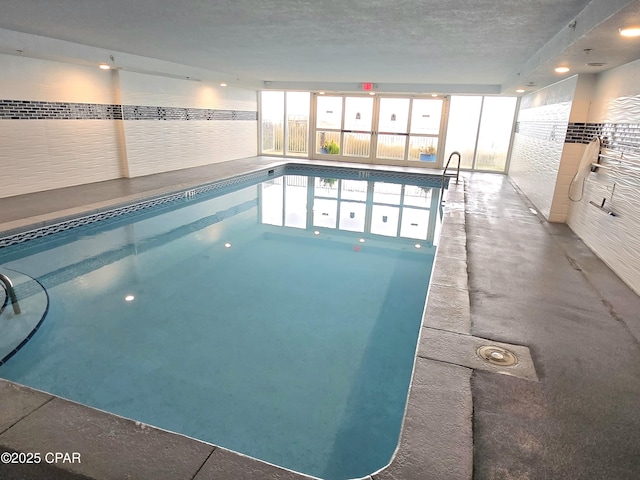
{"left": 441, "top": 151, "right": 461, "bottom": 192}
{"left": 0, "top": 273, "right": 21, "bottom": 315}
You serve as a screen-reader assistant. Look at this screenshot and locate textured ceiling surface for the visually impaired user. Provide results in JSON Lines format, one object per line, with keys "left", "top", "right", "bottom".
{"left": 1, "top": 0, "right": 640, "bottom": 93}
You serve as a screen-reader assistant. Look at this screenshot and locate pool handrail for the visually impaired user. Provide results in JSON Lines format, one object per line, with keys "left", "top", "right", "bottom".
{"left": 442, "top": 151, "right": 461, "bottom": 190}
{"left": 0, "top": 273, "right": 21, "bottom": 315}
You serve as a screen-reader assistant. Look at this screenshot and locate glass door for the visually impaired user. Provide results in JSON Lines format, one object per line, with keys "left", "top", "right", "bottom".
{"left": 443, "top": 95, "right": 517, "bottom": 172}
{"left": 261, "top": 91, "right": 516, "bottom": 173}
{"left": 376, "top": 98, "right": 410, "bottom": 163}
{"left": 342, "top": 96, "right": 374, "bottom": 160}
{"left": 374, "top": 97, "right": 443, "bottom": 168}
{"left": 260, "top": 91, "right": 311, "bottom": 157}
{"left": 311, "top": 94, "right": 445, "bottom": 167}
{"left": 315, "top": 95, "right": 343, "bottom": 157}
{"left": 407, "top": 99, "right": 442, "bottom": 166}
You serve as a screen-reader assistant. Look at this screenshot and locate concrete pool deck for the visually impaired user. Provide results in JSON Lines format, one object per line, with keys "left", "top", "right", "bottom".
{"left": 1, "top": 157, "right": 639, "bottom": 479}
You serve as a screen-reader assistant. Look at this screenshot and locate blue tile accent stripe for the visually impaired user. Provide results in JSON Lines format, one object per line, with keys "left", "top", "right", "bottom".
{"left": 565, "top": 122, "right": 604, "bottom": 144}
{"left": 0, "top": 168, "right": 283, "bottom": 249}
{"left": 0, "top": 100, "right": 123, "bottom": 120}
{"left": 0, "top": 99, "right": 258, "bottom": 121}
{"left": 600, "top": 123, "right": 640, "bottom": 154}
{"left": 564, "top": 122, "right": 640, "bottom": 156}
{"left": 514, "top": 121, "right": 568, "bottom": 143}
{"left": 516, "top": 121, "right": 640, "bottom": 153}
{"left": 286, "top": 164, "right": 446, "bottom": 187}
{"left": 0, "top": 164, "right": 443, "bottom": 249}
{"left": 121, "top": 105, "right": 257, "bottom": 121}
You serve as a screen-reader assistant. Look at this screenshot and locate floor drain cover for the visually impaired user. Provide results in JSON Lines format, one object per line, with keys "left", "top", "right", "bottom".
{"left": 477, "top": 345, "right": 518, "bottom": 366}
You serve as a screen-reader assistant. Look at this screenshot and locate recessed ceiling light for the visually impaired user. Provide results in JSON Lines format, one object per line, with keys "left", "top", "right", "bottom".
{"left": 516, "top": 88, "right": 525, "bottom": 93}
{"left": 124, "top": 295, "right": 135, "bottom": 302}
{"left": 224, "top": 242, "right": 232, "bottom": 248}
{"left": 359, "top": 238, "right": 365, "bottom": 243}
{"left": 619, "top": 26, "right": 640, "bottom": 37}
{"left": 314, "top": 230, "right": 320, "bottom": 235}
{"left": 318, "top": 91, "right": 325, "bottom": 95}
{"left": 554, "top": 66, "right": 570, "bottom": 73}
{"left": 220, "top": 82, "right": 227, "bottom": 87}
{"left": 414, "top": 243, "right": 421, "bottom": 249}
{"left": 369, "top": 92, "right": 375, "bottom": 96}
{"left": 99, "top": 64, "right": 111, "bottom": 70}
{"left": 431, "top": 93, "right": 438, "bottom": 97}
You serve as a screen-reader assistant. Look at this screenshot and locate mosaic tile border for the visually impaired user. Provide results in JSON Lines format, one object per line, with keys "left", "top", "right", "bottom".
{"left": 514, "top": 121, "right": 568, "bottom": 144}
{"left": 0, "top": 99, "right": 257, "bottom": 121}
{"left": 286, "top": 165, "right": 447, "bottom": 188}
{"left": 565, "top": 122, "right": 640, "bottom": 155}
{"left": 122, "top": 105, "right": 257, "bottom": 121}
{"left": 516, "top": 121, "right": 640, "bottom": 154}
{"left": 0, "top": 164, "right": 445, "bottom": 249}
{"left": 0, "top": 100, "right": 123, "bottom": 120}
{"left": 0, "top": 168, "right": 284, "bottom": 249}
{"left": 565, "top": 122, "right": 604, "bottom": 144}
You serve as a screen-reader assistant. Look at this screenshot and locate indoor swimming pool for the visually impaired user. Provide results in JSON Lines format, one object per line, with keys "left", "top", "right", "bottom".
{"left": 0, "top": 166, "right": 445, "bottom": 480}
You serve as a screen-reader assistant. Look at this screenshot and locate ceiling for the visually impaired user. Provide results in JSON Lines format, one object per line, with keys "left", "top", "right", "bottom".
{"left": 1, "top": 0, "right": 640, "bottom": 95}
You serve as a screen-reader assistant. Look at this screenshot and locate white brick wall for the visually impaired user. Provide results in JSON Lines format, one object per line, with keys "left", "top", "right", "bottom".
{"left": 0, "top": 55, "right": 123, "bottom": 198}
{"left": 125, "top": 121, "right": 257, "bottom": 177}
{"left": 509, "top": 132, "right": 566, "bottom": 219}
{"left": 1, "top": 54, "right": 117, "bottom": 104}
{"left": 0, "top": 120, "right": 124, "bottom": 197}
{"left": 509, "top": 77, "right": 577, "bottom": 219}
{"left": 0, "top": 54, "right": 258, "bottom": 197}
{"left": 119, "top": 71, "right": 256, "bottom": 110}
{"left": 119, "top": 70, "right": 257, "bottom": 178}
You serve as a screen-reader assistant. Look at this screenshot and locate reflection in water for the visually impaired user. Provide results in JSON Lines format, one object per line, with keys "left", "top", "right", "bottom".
{"left": 261, "top": 175, "right": 441, "bottom": 244}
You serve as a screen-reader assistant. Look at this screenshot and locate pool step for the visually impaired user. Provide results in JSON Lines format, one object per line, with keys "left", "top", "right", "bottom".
{"left": 0, "top": 268, "right": 49, "bottom": 366}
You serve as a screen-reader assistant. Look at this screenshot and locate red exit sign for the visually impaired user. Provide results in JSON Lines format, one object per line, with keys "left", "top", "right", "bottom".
{"left": 362, "top": 83, "right": 373, "bottom": 91}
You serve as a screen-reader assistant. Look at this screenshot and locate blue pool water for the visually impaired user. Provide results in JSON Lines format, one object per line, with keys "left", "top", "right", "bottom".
{"left": 0, "top": 172, "right": 438, "bottom": 479}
